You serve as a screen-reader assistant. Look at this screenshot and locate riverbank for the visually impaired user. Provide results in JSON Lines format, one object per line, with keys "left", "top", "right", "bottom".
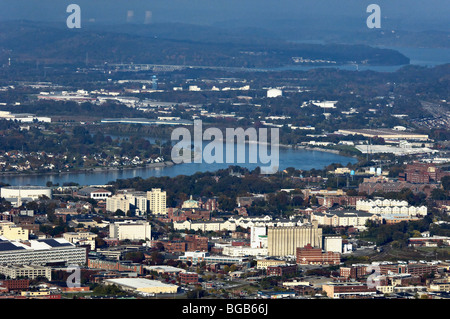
{"left": 0, "top": 161, "right": 175, "bottom": 179}
{"left": 296, "top": 145, "right": 353, "bottom": 156}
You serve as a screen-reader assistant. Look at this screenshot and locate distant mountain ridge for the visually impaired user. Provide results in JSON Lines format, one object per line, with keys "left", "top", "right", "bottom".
{"left": 0, "top": 20, "right": 410, "bottom": 68}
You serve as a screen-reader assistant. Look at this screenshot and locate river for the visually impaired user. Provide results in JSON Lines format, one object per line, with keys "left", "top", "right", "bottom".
{"left": 0, "top": 144, "right": 356, "bottom": 186}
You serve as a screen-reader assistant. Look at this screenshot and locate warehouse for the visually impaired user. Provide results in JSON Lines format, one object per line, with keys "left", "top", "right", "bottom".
{"left": 103, "top": 278, "right": 178, "bottom": 295}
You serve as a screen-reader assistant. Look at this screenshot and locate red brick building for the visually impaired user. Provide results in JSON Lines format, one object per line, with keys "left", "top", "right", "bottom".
{"left": 399, "top": 163, "right": 450, "bottom": 184}
{"left": 0, "top": 279, "right": 29, "bottom": 292}
{"left": 266, "top": 264, "right": 298, "bottom": 277}
{"left": 179, "top": 272, "right": 199, "bottom": 285}
{"left": 88, "top": 258, "right": 143, "bottom": 274}
{"left": 185, "top": 235, "right": 209, "bottom": 252}
{"left": 296, "top": 244, "right": 341, "bottom": 265}
{"left": 379, "top": 263, "right": 437, "bottom": 277}
{"left": 340, "top": 265, "right": 369, "bottom": 279}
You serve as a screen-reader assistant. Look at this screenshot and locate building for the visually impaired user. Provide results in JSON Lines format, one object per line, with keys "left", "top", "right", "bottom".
{"left": 178, "top": 251, "right": 246, "bottom": 265}
{"left": 106, "top": 195, "right": 130, "bottom": 214}
{"left": 340, "top": 265, "right": 370, "bottom": 279}
{"left": 250, "top": 226, "right": 267, "bottom": 249}
{"left": 256, "top": 259, "right": 289, "bottom": 270}
{"left": 0, "top": 265, "right": 52, "bottom": 281}
{"left": 324, "top": 236, "right": 343, "bottom": 253}
{"left": 88, "top": 258, "right": 144, "bottom": 275}
{"left": 379, "top": 263, "right": 438, "bottom": 277}
{"left": 147, "top": 188, "right": 167, "bottom": 215}
{"left": 173, "top": 220, "right": 236, "bottom": 232}
{"left": 337, "top": 129, "right": 429, "bottom": 141}
{"left": 267, "top": 222, "right": 322, "bottom": 257}
{"left": 184, "top": 234, "right": 208, "bottom": 252}
{"left": 356, "top": 199, "right": 428, "bottom": 217}
{"left": 266, "top": 264, "right": 297, "bottom": 277}
{"left": 109, "top": 221, "right": 151, "bottom": 241}
{"left": 266, "top": 88, "right": 282, "bottom": 98}
{"left": 296, "top": 244, "right": 341, "bottom": 265}
{"left": 358, "top": 176, "right": 438, "bottom": 196}
{"left": 103, "top": 278, "right": 178, "bottom": 295}
{"left": 0, "top": 186, "right": 52, "bottom": 201}
{"left": 179, "top": 272, "right": 199, "bottom": 285}
{"left": 0, "top": 279, "right": 30, "bottom": 292}
{"left": 222, "top": 245, "right": 268, "bottom": 257}
{"left": 144, "top": 265, "right": 186, "bottom": 275}
{"left": 0, "top": 222, "right": 29, "bottom": 240}
{"left": 399, "top": 162, "right": 450, "bottom": 183}
{"left": 74, "top": 187, "right": 111, "bottom": 200}
{"left": 310, "top": 210, "right": 374, "bottom": 228}
{"left": 0, "top": 238, "right": 86, "bottom": 266}
{"left": 63, "top": 232, "right": 97, "bottom": 250}
{"left": 322, "top": 283, "right": 377, "bottom": 298}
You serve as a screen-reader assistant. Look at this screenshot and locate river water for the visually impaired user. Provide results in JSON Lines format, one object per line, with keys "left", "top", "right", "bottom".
{"left": 0, "top": 144, "right": 356, "bottom": 186}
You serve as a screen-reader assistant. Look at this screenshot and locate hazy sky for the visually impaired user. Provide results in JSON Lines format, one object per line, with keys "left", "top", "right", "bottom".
{"left": 0, "top": 0, "right": 448, "bottom": 31}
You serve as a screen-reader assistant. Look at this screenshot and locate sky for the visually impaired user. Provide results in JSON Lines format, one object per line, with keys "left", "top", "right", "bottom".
{"left": 0, "top": 0, "right": 448, "bottom": 31}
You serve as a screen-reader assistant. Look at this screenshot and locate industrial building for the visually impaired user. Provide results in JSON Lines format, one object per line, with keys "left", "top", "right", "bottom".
{"left": 267, "top": 222, "right": 322, "bottom": 257}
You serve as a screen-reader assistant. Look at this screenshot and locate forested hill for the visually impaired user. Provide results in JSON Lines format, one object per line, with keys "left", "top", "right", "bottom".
{"left": 0, "top": 20, "right": 409, "bottom": 68}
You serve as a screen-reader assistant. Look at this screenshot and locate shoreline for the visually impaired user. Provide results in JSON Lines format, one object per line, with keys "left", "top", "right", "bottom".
{"left": 0, "top": 161, "right": 175, "bottom": 178}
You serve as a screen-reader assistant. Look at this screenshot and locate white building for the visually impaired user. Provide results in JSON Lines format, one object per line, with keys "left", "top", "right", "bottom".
{"left": 0, "top": 238, "right": 86, "bottom": 266}
{"left": 106, "top": 195, "right": 130, "bottom": 213}
{"left": 267, "top": 88, "right": 282, "bottom": 98}
{"left": 1, "top": 186, "right": 52, "bottom": 201}
{"left": 222, "top": 245, "right": 268, "bottom": 257}
{"left": 250, "top": 226, "right": 267, "bottom": 249}
{"left": 356, "top": 199, "right": 427, "bottom": 217}
{"left": 109, "top": 221, "right": 151, "bottom": 241}
{"left": 173, "top": 220, "right": 236, "bottom": 232}
{"left": 104, "top": 277, "right": 178, "bottom": 295}
{"left": 63, "top": 232, "right": 98, "bottom": 250}
{"left": 324, "top": 236, "right": 343, "bottom": 253}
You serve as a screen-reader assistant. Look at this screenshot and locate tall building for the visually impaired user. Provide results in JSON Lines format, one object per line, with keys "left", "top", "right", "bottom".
{"left": 147, "top": 188, "right": 167, "bottom": 215}
{"left": 267, "top": 222, "right": 322, "bottom": 257}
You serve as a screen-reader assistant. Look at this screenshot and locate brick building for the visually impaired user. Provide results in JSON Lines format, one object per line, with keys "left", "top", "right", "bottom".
{"left": 0, "top": 279, "right": 29, "bottom": 292}
{"left": 358, "top": 176, "right": 438, "bottom": 196}
{"left": 266, "top": 264, "right": 298, "bottom": 277}
{"left": 399, "top": 163, "right": 450, "bottom": 183}
{"left": 167, "top": 208, "right": 210, "bottom": 222}
{"left": 185, "top": 235, "right": 209, "bottom": 252}
{"left": 179, "top": 272, "right": 199, "bottom": 285}
{"left": 322, "top": 283, "right": 377, "bottom": 298}
{"left": 296, "top": 244, "right": 341, "bottom": 265}
{"left": 340, "top": 265, "right": 369, "bottom": 279}
{"left": 88, "top": 258, "right": 143, "bottom": 275}
{"left": 379, "top": 263, "right": 437, "bottom": 277}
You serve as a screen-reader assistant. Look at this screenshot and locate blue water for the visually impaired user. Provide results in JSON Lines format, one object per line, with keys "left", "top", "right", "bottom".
{"left": 0, "top": 146, "right": 356, "bottom": 186}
